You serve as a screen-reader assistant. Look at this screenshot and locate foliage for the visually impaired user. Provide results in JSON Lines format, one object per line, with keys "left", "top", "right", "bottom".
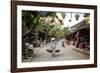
{"left": 61, "top": 27, "right": 69, "bottom": 37}
{"left": 84, "top": 13, "right": 90, "bottom": 26}
{"left": 22, "top": 11, "right": 69, "bottom": 40}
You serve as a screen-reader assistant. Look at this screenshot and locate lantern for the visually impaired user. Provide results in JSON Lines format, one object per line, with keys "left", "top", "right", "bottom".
{"left": 61, "top": 13, "right": 66, "bottom": 19}
{"left": 69, "top": 19, "right": 72, "bottom": 22}
{"left": 75, "top": 14, "right": 80, "bottom": 21}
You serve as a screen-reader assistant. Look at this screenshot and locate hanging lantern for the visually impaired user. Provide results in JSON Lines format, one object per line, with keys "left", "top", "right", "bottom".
{"left": 69, "top": 19, "right": 72, "bottom": 22}
{"left": 61, "top": 13, "right": 66, "bottom": 19}
{"left": 75, "top": 14, "right": 80, "bottom": 21}
{"left": 69, "top": 13, "right": 72, "bottom": 22}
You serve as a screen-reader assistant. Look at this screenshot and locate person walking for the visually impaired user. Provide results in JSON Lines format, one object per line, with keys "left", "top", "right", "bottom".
{"left": 50, "top": 38, "right": 57, "bottom": 56}
{"left": 47, "top": 37, "right": 60, "bottom": 56}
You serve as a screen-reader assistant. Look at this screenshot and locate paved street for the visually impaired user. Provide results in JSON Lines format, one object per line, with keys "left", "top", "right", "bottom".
{"left": 30, "top": 39, "right": 89, "bottom": 62}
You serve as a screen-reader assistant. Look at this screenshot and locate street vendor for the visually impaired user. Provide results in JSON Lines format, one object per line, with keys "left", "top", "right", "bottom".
{"left": 46, "top": 37, "right": 60, "bottom": 56}
{"left": 50, "top": 38, "right": 57, "bottom": 50}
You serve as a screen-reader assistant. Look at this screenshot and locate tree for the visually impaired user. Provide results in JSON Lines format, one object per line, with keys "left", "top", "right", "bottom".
{"left": 61, "top": 27, "right": 69, "bottom": 38}
{"left": 22, "top": 11, "right": 40, "bottom": 38}
{"left": 84, "top": 13, "right": 90, "bottom": 27}
{"left": 38, "top": 12, "right": 58, "bottom": 44}
{"left": 22, "top": 11, "right": 70, "bottom": 45}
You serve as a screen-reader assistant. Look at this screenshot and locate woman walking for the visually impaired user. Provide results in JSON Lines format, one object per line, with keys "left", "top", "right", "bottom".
{"left": 50, "top": 38, "right": 57, "bottom": 56}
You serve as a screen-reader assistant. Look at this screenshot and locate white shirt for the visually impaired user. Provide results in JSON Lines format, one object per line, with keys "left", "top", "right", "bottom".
{"left": 50, "top": 40, "right": 57, "bottom": 49}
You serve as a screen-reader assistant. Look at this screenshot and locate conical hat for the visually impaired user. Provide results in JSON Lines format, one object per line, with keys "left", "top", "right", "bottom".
{"left": 51, "top": 38, "right": 55, "bottom": 40}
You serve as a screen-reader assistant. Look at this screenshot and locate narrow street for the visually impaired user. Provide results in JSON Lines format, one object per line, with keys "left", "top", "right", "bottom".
{"left": 30, "top": 39, "right": 89, "bottom": 62}
{"left": 22, "top": 11, "right": 90, "bottom": 63}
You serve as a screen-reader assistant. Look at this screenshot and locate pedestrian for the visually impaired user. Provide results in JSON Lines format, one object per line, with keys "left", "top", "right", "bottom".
{"left": 62, "top": 39, "right": 65, "bottom": 47}
{"left": 51, "top": 38, "right": 57, "bottom": 49}
{"left": 46, "top": 37, "right": 60, "bottom": 56}
{"left": 50, "top": 38, "right": 57, "bottom": 56}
